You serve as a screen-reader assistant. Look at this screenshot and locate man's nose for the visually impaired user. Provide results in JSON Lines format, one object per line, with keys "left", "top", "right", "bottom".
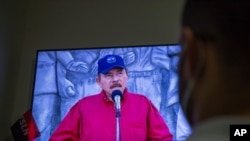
{"left": 112, "top": 75, "right": 119, "bottom": 81}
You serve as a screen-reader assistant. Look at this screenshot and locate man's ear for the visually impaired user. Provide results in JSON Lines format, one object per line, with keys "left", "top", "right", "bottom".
{"left": 181, "top": 27, "right": 199, "bottom": 79}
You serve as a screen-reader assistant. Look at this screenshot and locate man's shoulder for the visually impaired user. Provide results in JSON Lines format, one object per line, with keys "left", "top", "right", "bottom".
{"left": 78, "top": 93, "right": 102, "bottom": 104}
{"left": 128, "top": 91, "right": 146, "bottom": 97}
{"left": 127, "top": 91, "right": 150, "bottom": 102}
{"left": 66, "top": 93, "right": 103, "bottom": 115}
{"left": 187, "top": 116, "right": 250, "bottom": 141}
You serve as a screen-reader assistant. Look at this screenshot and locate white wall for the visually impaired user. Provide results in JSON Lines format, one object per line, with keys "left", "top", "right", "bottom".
{"left": 0, "top": 0, "right": 184, "bottom": 140}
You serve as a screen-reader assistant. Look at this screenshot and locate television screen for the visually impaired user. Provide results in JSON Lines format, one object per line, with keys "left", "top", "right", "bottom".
{"left": 31, "top": 44, "right": 192, "bottom": 140}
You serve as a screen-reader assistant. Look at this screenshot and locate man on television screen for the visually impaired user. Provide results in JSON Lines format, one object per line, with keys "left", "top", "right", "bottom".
{"left": 49, "top": 54, "right": 173, "bottom": 141}
{"left": 178, "top": 0, "right": 250, "bottom": 140}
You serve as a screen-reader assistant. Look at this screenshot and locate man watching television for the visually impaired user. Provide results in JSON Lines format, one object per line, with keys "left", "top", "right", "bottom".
{"left": 178, "top": 0, "right": 250, "bottom": 140}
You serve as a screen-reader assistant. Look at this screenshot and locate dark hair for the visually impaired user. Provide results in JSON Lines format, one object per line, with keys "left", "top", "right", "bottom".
{"left": 182, "top": 0, "right": 250, "bottom": 72}
{"left": 182, "top": 0, "right": 250, "bottom": 42}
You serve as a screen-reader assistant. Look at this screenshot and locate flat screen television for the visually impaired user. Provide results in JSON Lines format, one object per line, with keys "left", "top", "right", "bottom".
{"left": 31, "top": 44, "right": 192, "bottom": 140}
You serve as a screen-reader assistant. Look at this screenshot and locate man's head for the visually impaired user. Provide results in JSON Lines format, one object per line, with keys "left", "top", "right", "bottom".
{"left": 96, "top": 55, "right": 128, "bottom": 98}
{"left": 179, "top": 0, "right": 250, "bottom": 126}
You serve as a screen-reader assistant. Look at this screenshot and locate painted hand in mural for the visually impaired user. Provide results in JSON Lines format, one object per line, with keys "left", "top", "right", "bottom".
{"left": 66, "top": 61, "right": 89, "bottom": 73}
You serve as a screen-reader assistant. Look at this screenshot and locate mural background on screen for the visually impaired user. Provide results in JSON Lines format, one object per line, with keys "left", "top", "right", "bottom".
{"left": 32, "top": 45, "right": 191, "bottom": 141}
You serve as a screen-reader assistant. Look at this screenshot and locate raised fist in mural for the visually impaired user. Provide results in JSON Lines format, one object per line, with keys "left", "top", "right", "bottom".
{"left": 59, "top": 78, "right": 76, "bottom": 97}
{"left": 123, "top": 51, "right": 135, "bottom": 65}
{"left": 151, "top": 47, "right": 170, "bottom": 69}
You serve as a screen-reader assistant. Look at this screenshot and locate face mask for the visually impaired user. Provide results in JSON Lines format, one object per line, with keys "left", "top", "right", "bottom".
{"left": 181, "top": 77, "right": 195, "bottom": 114}
{"left": 179, "top": 46, "right": 206, "bottom": 118}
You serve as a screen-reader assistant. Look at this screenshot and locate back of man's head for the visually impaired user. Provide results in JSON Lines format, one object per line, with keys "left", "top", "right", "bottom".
{"left": 179, "top": 0, "right": 250, "bottom": 126}
{"left": 182, "top": 0, "right": 250, "bottom": 71}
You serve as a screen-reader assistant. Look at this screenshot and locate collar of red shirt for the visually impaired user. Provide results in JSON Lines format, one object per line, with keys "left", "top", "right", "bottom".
{"left": 102, "top": 88, "right": 128, "bottom": 103}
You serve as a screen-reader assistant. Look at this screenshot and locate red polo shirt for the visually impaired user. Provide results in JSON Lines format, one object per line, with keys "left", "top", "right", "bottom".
{"left": 49, "top": 89, "right": 173, "bottom": 141}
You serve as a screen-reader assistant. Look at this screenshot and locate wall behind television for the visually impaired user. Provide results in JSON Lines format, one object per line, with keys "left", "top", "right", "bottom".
{"left": 0, "top": 0, "right": 184, "bottom": 140}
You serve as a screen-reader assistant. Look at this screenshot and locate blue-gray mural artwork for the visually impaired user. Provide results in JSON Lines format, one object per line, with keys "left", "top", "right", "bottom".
{"left": 32, "top": 45, "right": 192, "bottom": 141}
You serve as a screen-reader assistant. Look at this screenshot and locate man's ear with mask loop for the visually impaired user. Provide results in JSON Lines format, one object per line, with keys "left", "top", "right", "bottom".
{"left": 180, "top": 27, "right": 207, "bottom": 114}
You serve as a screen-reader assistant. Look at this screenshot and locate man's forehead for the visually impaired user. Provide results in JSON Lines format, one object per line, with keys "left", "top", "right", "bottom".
{"left": 105, "top": 67, "right": 125, "bottom": 74}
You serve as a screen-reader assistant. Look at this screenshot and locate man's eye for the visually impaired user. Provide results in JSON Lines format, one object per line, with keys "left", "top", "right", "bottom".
{"left": 105, "top": 74, "right": 112, "bottom": 78}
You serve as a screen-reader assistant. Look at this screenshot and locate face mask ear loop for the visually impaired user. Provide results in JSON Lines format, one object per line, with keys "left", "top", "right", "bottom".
{"left": 181, "top": 46, "right": 207, "bottom": 114}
